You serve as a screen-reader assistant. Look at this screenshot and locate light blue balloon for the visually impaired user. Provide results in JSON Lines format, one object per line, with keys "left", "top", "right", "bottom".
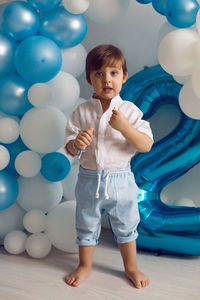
{"left": 0, "top": 170, "right": 19, "bottom": 210}
{"left": 121, "top": 65, "right": 200, "bottom": 256}
{"left": 27, "top": 0, "right": 61, "bottom": 12}
{"left": 41, "top": 152, "right": 71, "bottom": 182}
{"left": 39, "top": 7, "right": 87, "bottom": 48}
{"left": 152, "top": 0, "right": 167, "bottom": 15}
{"left": 2, "top": 137, "right": 28, "bottom": 176}
{"left": 2, "top": 1, "right": 40, "bottom": 41}
{"left": 14, "top": 35, "right": 62, "bottom": 83}
{"left": 0, "top": 73, "right": 32, "bottom": 116}
{"left": 166, "top": 0, "right": 199, "bottom": 28}
{"left": 0, "top": 31, "right": 18, "bottom": 78}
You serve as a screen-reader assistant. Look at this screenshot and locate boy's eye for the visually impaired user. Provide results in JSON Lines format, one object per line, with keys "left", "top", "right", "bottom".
{"left": 111, "top": 71, "right": 118, "bottom": 75}
{"left": 95, "top": 72, "right": 103, "bottom": 77}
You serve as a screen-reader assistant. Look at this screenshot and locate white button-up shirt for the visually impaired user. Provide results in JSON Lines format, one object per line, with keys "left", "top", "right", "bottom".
{"left": 65, "top": 94, "right": 153, "bottom": 170}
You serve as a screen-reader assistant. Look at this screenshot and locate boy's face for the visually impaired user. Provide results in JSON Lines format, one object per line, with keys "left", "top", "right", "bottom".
{"left": 88, "top": 62, "right": 128, "bottom": 102}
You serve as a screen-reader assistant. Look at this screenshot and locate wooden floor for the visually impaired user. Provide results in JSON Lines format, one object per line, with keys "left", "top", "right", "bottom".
{"left": 0, "top": 228, "right": 200, "bottom": 300}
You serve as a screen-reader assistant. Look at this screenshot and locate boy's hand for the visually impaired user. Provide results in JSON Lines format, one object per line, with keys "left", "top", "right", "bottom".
{"left": 74, "top": 127, "right": 94, "bottom": 150}
{"left": 109, "top": 108, "right": 129, "bottom": 132}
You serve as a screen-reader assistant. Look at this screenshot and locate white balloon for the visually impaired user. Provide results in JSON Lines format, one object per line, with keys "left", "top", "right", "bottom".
{"left": 61, "top": 44, "right": 87, "bottom": 77}
{"left": 16, "top": 174, "right": 63, "bottom": 213}
{"left": 62, "top": 160, "right": 79, "bottom": 201}
{"left": 4, "top": 230, "right": 27, "bottom": 255}
{"left": 0, "top": 145, "right": 10, "bottom": 170}
{"left": 86, "top": 0, "right": 130, "bottom": 23}
{"left": 192, "top": 67, "right": 200, "bottom": 97}
{"left": 23, "top": 209, "right": 47, "bottom": 234}
{"left": 173, "top": 75, "right": 191, "bottom": 85}
{"left": 158, "top": 29, "right": 199, "bottom": 76}
{"left": 20, "top": 106, "right": 67, "bottom": 153}
{"left": 0, "top": 203, "right": 25, "bottom": 239}
{"left": 15, "top": 151, "right": 41, "bottom": 177}
{"left": 179, "top": 80, "right": 200, "bottom": 119}
{"left": 0, "top": 111, "right": 20, "bottom": 122}
{"left": 0, "top": 117, "right": 19, "bottom": 143}
{"left": 173, "top": 197, "right": 196, "bottom": 207}
{"left": 57, "top": 146, "right": 74, "bottom": 164}
{"left": 196, "top": 9, "right": 200, "bottom": 35}
{"left": 46, "top": 71, "right": 80, "bottom": 111}
{"left": 45, "top": 201, "right": 78, "bottom": 253}
{"left": 63, "top": 96, "right": 87, "bottom": 119}
{"left": 28, "top": 83, "right": 51, "bottom": 108}
{"left": 62, "top": 0, "right": 90, "bottom": 14}
{"left": 157, "top": 22, "right": 177, "bottom": 50}
{"left": 25, "top": 233, "right": 52, "bottom": 258}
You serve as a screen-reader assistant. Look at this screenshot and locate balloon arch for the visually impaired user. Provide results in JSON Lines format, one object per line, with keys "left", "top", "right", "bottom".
{"left": 0, "top": 0, "right": 200, "bottom": 257}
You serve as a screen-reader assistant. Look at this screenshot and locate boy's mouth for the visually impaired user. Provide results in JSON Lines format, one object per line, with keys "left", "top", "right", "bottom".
{"left": 103, "top": 87, "right": 113, "bottom": 92}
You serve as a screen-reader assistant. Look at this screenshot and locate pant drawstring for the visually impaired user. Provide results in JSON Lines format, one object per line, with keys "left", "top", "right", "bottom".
{"left": 95, "top": 173, "right": 110, "bottom": 199}
{"left": 105, "top": 173, "right": 110, "bottom": 200}
{"left": 95, "top": 174, "right": 101, "bottom": 199}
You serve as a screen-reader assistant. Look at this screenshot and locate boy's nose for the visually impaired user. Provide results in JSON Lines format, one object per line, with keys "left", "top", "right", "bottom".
{"left": 104, "top": 75, "right": 111, "bottom": 83}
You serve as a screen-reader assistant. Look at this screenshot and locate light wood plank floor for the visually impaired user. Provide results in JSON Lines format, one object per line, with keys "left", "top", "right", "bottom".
{"left": 0, "top": 228, "right": 200, "bottom": 300}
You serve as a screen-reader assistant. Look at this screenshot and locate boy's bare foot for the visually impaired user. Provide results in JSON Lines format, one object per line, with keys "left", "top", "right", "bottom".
{"left": 65, "top": 265, "right": 91, "bottom": 287}
{"left": 125, "top": 267, "right": 150, "bottom": 289}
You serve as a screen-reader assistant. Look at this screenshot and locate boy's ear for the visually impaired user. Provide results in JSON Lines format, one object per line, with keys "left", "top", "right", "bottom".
{"left": 87, "top": 77, "right": 92, "bottom": 85}
{"left": 123, "top": 72, "right": 128, "bottom": 84}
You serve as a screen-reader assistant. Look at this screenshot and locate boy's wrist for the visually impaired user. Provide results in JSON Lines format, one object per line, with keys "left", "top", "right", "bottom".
{"left": 73, "top": 140, "right": 81, "bottom": 151}
{"left": 73, "top": 141, "right": 86, "bottom": 159}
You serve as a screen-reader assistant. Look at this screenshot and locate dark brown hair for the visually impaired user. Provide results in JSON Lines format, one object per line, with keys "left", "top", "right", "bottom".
{"left": 86, "top": 44, "right": 127, "bottom": 82}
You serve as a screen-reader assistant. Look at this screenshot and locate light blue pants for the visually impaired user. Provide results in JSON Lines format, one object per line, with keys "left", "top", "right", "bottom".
{"left": 75, "top": 165, "right": 140, "bottom": 246}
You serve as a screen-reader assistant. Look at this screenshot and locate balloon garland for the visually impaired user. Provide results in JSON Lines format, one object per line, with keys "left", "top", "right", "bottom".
{"left": 0, "top": 0, "right": 131, "bottom": 257}
{"left": 138, "top": 0, "right": 200, "bottom": 119}
{"left": 0, "top": 0, "right": 200, "bottom": 257}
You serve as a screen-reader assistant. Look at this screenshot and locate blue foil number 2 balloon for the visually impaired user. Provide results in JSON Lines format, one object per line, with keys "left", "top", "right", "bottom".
{"left": 121, "top": 65, "right": 200, "bottom": 256}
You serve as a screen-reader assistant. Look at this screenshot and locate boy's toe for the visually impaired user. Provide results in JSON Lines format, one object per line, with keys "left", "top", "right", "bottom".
{"left": 72, "top": 279, "right": 80, "bottom": 287}
{"left": 136, "top": 281, "right": 142, "bottom": 289}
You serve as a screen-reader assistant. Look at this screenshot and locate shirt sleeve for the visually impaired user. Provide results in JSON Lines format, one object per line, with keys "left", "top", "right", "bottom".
{"left": 65, "top": 107, "right": 81, "bottom": 145}
{"left": 130, "top": 104, "right": 154, "bottom": 141}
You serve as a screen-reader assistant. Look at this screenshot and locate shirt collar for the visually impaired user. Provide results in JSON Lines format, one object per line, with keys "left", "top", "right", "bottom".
{"left": 90, "top": 94, "right": 123, "bottom": 110}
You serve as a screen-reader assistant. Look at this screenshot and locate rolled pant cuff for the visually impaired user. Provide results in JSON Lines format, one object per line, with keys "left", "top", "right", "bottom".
{"left": 116, "top": 232, "right": 138, "bottom": 244}
{"left": 76, "top": 238, "right": 98, "bottom": 246}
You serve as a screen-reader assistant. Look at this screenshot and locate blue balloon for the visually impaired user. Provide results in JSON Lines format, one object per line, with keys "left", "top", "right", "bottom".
{"left": 152, "top": 0, "right": 167, "bottom": 15}
{"left": 0, "top": 3, "right": 7, "bottom": 30}
{"left": 0, "top": 170, "right": 19, "bottom": 210}
{"left": 0, "top": 31, "right": 18, "bottom": 78}
{"left": 137, "top": 228, "right": 200, "bottom": 256}
{"left": 39, "top": 7, "right": 87, "bottom": 48}
{"left": 136, "top": 0, "right": 152, "bottom": 4}
{"left": 2, "top": 1, "right": 40, "bottom": 41}
{"left": 27, "top": 0, "right": 61, "bottom": 12}
{"left": 166, "top": 0, "right": 199, "bottom": 28}
{"left": 0, "top": 73, "right": 32, "bottom": 116}
{"left": 121, "top": 65, "right": 200, "bottom": 256}
{"left": 14, "top": 35, "right": 62, "bottom": 83}
{"left": 2, "top": 137, "right": 28, "bottom": 176}
{"left": 41, "top": 152, "right": 71, "bottom": 182}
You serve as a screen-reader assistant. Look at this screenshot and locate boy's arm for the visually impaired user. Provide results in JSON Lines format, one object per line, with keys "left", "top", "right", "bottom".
{"left": 109, "top": 108, "right": 153, "bottom": 153}
{"left": 120, "top": 123, "right": 153, "bottom": 152}
{"left": 65, "top": 140, "right": 76, "bottom": 157}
